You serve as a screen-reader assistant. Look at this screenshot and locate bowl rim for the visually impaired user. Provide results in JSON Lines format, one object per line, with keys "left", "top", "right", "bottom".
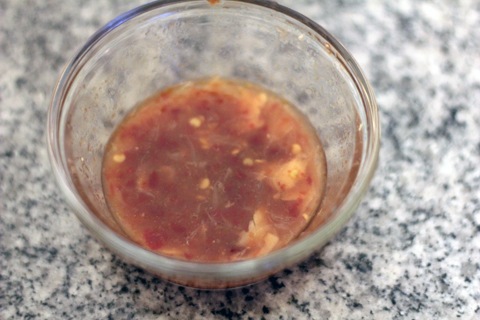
{"left": 47, "top": 0, "right": 380, "bottom": 283}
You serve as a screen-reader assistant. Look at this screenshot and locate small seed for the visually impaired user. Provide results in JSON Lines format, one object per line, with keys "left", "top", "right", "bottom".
{"left": 291, "top": 143, "right": 302, "bottom": 155}
{"left": 243, "top": 158, "right": 254, "bottom": 166}
{"left": 113, "top": 153, "right": 126, "bottom": 163}
{"left": 189, "top": 117, "right": 203, "bottom": 128}
{"left": 199, "top": 178, "right": 210, "bottom": 189}
{"left": 231, "top": 149, "right": 240, "bottom": 155}
{"left": 254, "top": 159, "right": 265, "bottom": 163}
{"left": 303, "top": 213, "right": 309, "bottom": 221}
{"left": 289, "top": 169, "right": 300, "bottom": 179}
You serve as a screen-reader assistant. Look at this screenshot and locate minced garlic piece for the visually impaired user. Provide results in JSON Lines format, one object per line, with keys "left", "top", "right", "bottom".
{"left": 257, "top": 233, "right": 279, "bottom": 256}
{"left": 269, "top": 158, "right": 306, "bottom": 190}
{"left": 113, "top": 153, "right": 126, "bottom": 163}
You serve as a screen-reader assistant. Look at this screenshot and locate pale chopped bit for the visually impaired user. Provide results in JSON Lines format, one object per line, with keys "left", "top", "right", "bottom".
{"left": 196, "top": 195, "right": 206, "bottom": 200}
{"left": 298, "top": 33, "right": 305, "bottom": 40}
{"left": 113, "top": 153, "right": 126, "bottom": 163}
{"left": 243, "top": 158, "right": 254, "bottom": 166}
{"left": 248, "top": 93, "right": 267, "bottom": 119}
{"left": 248, "top": 220, "right": 256, "bottom": 233}
{"left": 303, "top": 213, "right": 309, "bottom": 221}
{"left": 289, "top": 169, "right": 300, "bottom": 179}
{"left": 252, "top": 209, "right": 270, "bottom": 232}
{"left": 225, "top": 201, "right": 234, "bottom": 208}
{"left": 265, "top": 233, "right": 279, "bottom": 247}
{"left": 257, "top": 233, "right": 279, "bottom": 256}
{"left": 160, "top": 247, "right": 183, "bottom": 256}
{"left": 246, "top": 209, "right": 268, "bottom": 233}
{"left": 237, "top": 208, "right": 274, "bottom": 253}
{"left": 291, "top": 143, "right": 302, "bottom": 154}
{"left": 234, "top": 91, "right": 267, "bottom": 133}
{"left": 253, "top": 209, "right": 264, "bottom": 226}
{"left": 231, "top": 148, "right": 240, "bottom": 155}
{"left": 199, "top": 178, "right": 210, "bottom": 189}
{"left": 268, "top": 158, "right": 307, "bottom": 190}
{"left": 189, "top": 117, "right": 203, "bottom": 128}
{"left": 237, "top": 230, "right": 249, "bottom": 247}
{"left": 257, "top": 93, "right": 267, "bottom": 106}
{"left": 255, "top": 159, "right": 265, "bottom": 163}
{"left": 199, "top": 137, "right": 210, "bottom": 149}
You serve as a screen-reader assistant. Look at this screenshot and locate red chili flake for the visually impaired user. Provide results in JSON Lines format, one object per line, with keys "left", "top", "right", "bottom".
{"left": 306, "top": 176, "right": 313, "bottom": 185}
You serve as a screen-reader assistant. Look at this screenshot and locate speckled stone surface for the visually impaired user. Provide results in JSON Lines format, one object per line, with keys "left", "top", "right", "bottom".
{"left": 1, "top": 0, "right": 479, "bottom": 319}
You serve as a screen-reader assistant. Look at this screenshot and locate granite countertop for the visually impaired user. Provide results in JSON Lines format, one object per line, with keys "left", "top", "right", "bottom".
{"left": 1, "top": 1, "right": 479, "bottom": 319}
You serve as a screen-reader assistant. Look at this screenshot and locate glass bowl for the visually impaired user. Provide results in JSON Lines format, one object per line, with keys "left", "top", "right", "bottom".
{"left": 47, "top": 0, "right": 379, "bottom": 289}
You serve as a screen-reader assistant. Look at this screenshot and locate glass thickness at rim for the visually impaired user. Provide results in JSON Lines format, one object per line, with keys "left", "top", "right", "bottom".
{"left": 47, "top": 0, "right": 379, "bottom": 286}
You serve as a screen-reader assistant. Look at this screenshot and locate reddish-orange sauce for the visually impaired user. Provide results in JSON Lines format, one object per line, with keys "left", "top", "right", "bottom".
{"left": 102, "top": 78, "right": 326, "bottom": 262}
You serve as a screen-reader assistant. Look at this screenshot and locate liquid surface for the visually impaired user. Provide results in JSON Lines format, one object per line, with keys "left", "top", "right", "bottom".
{"left": 102, "top": 78, "right": 326, "bottom": 262}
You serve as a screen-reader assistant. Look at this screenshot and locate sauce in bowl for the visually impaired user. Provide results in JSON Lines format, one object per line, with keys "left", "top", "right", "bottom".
{"left": 102, "top": 78, "right": 326, "bottom": 262}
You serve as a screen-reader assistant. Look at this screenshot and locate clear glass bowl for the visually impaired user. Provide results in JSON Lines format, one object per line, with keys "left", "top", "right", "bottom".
{"left": 47, "top": 0, "right": 379, "bottom": 289}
